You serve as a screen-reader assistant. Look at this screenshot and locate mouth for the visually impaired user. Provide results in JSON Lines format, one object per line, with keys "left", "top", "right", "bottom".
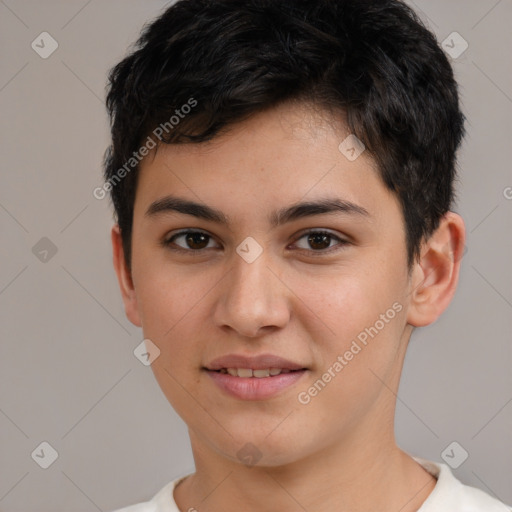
{"left": 207, "top": 367, "right": 305, "bottom": 378}
{"left": 203, "top": 353, "right": 309, "bottom": 400}
{"left": 205, "top": 353, "right": 307, "bottom": 373}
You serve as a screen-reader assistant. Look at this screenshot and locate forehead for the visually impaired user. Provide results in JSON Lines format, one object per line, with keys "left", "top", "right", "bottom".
{"left": 133, "top": 102, "right": 398, "bottom": 226}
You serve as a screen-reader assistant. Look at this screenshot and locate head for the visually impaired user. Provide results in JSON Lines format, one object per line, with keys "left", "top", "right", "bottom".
{"left": 106, "top": 0, "right": 465, "bottom": 468}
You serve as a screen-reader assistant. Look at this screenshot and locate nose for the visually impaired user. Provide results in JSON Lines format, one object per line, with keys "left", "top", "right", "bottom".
{"left": 213, "top": 249, "right": 291, "bottom": 338}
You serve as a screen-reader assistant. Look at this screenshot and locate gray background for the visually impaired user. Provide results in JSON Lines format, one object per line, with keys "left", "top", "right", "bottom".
{"left": 0, "top": 1, "right": 511, "bottom": 510}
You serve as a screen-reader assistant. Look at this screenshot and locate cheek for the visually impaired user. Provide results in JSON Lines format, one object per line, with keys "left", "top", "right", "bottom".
{"left": 295, "top": 263, "right": 405, "bottom": 344}
{"left": 295, "top": 262, "right": 408, "bottom": 405}
{"left": 135, "top": 266, "right": 208, "bottom": 421}
{"left": 133, "top": 250, "right": 207, "bottom": 335}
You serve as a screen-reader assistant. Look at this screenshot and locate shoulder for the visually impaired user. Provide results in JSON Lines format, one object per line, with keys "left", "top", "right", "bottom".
{"left": 110, "top": 500, "right": 157, "bottom": 512}
{"left": 414, "top": 457, "right": 511, "bottom": 512}
{"left": 110, "top": 504, "right": 155, "bottom": 512}
{"left": 109, "top": 474, "right": 191, "bottom": 512}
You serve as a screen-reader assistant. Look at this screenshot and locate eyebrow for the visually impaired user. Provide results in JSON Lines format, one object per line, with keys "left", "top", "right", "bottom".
{"left": 145, "top": 194, "right": 370, "bottom": 227}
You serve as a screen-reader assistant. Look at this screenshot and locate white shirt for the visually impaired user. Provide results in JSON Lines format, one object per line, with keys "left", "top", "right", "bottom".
{"left": 111, "top": 457, "right": 511, "bottom": 512}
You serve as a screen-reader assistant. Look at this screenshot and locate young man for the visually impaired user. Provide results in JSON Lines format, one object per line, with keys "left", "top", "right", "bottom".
{"left": 105, "top": 1, "right": 510, "bottom": 510}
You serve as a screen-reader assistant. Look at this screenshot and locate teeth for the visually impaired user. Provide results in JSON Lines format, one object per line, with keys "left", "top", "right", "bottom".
{"left": 218, "top": 368, "right": 293, "bottom": 377}
{"left": 253, "top": 369, "right": 270, "bottom": 378}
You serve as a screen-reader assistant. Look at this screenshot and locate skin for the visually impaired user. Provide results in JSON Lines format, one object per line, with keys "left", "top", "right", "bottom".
{"left": 112, "top": 101, "right": 465, "bottom": 512}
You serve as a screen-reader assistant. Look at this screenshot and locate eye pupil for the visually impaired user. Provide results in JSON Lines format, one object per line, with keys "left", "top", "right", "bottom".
{"left": 167, "top": 229, "right": 343, "bottom": 255}
{"left": 186, "top": 232, "right": 209, "bottom": 249}
{"left": 308, "top": 233, "right": 331, "bottom": 250}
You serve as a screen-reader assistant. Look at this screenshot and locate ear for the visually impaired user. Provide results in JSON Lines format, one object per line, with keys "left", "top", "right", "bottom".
{"left": 407, "top": 212, "right": 466, "bottom": 327}
{"left": 111, "top": 225, "right": 142, "bottom": 327}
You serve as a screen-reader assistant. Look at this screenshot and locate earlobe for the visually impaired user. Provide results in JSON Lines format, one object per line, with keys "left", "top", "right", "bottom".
{"left": 111, "top": 225, "right": 142, "bottom": 327}
{"left": 406, "top": 212, "right": 466, "bottom": 327}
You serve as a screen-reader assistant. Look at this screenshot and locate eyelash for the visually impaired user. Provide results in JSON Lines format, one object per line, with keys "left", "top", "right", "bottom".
{"left": 162, "top": 229, "right": 349, "bottom": 257}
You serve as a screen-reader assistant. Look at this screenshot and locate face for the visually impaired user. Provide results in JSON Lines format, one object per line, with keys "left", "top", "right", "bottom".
{"left": 118, "top": 102, "right": 418, "bottom": 467}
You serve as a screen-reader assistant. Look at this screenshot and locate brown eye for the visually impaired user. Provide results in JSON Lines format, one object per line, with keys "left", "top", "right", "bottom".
{"left": 164, "top": 230, "right": 219, "bottom": 252}
{"left": 292, "top": 230, "right": 349, "bottom": 255}
{"left": 307, "top": 232, "right": 332, "bottom": 250}
{"left": 163, "top": 229, "right": 348, "bottom": 256}
{"left": 183, "top": 232, "right": 209, "bottom": 250}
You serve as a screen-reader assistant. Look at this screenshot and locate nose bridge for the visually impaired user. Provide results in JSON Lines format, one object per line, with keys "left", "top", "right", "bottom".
{"left": 214, "top": 245, "right": 289, "bottom": 336}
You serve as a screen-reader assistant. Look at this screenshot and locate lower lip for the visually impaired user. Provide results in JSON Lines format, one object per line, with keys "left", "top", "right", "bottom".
{"left": 205, "top": 370, "right": 307, "bottom": 400}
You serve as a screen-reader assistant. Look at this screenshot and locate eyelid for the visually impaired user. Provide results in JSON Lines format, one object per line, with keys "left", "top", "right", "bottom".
{"left": 290, "top": 229, "right": 349, "bottom": 255}
{"left": 163, "top": 229, "right": 220, "bottom": 253}
{"left": 163, "top": 228, "right": 350, "bottom": 255}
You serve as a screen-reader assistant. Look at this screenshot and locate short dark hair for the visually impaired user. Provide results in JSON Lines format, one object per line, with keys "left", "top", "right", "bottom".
{"left": 104, "top": 0, "right": 465, "bottom": 271}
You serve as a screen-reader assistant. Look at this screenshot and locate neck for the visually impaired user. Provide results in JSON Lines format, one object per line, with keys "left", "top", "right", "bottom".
{"left": 174, "top": 424, "right": 436, "bottom": 512}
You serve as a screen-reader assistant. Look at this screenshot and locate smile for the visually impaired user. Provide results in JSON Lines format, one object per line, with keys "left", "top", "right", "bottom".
{"left": 205, "top": 368, "right": 308, "bottom": 400}
{"left": 215, "top": 368, "right": 300, "bottom": 378}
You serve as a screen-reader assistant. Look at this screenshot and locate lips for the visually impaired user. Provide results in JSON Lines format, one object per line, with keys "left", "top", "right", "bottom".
{"left": 204, "top": 353, "right": 308, "bottom": 400}
{"left": 217, "top": 368, "right": 297, "bottom": 378}
{"left": 205, "top": 353, "right": 306, "bottom": 372}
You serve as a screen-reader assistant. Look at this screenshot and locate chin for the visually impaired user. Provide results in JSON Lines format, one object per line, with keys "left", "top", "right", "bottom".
{"left": 213, "top": 431, "right": 310, "bottom": 469}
